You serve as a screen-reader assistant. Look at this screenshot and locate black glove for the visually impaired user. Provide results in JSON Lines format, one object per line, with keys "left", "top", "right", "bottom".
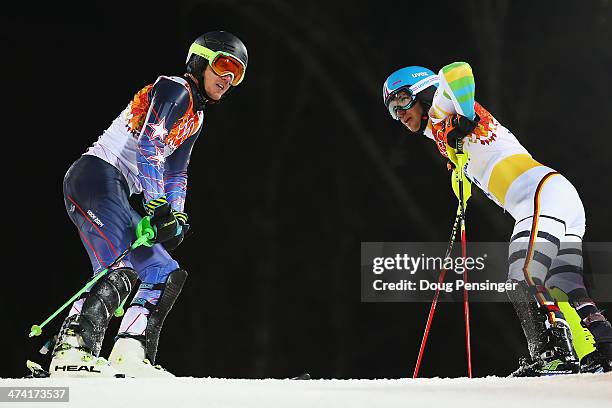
{"left": 441, "top": 113, "right": 480, "bottom": 147}
{"left": 162, "top": 211, "right": 190, "bottom": 252}
{"left": 144, "top": 197, "right": 181, "bottom": 245}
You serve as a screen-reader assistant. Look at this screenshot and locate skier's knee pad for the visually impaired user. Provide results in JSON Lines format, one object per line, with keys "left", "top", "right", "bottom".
{"left": 77, "top": 267, "right": 138, "bottom": 356}
{"left": 119, "top": 268, "right": 187, "bottom": 364}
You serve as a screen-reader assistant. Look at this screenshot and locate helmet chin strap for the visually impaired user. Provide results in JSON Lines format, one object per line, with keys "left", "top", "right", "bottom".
{"left": 416, "top": 98, "right": 432, "bottom": 134}
{"left": 418, "top": 113, "right": 429, "bottom": 133}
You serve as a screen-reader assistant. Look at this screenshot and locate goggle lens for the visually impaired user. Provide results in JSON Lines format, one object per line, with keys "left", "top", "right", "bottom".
{"left": 210, "top": 54, "right": 245, "bottom": 86}
{"left": 387, "top": 91, "right": 416, "bottom": 120}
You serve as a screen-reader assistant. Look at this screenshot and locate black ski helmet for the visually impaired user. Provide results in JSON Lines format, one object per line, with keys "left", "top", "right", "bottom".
{"left": 186, "top": 31, "right": 248, "bottom": 100}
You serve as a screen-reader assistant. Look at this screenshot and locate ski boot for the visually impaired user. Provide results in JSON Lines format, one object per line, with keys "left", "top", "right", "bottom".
{"left": 507, "top": 280, "right": 579, "bottom": 377}
{"left": 510, "top": 320, "right": 580, "bottom": 377}
{"left": 109, "top": 268, "right": 187, "bottom": 377}
{"left": 49, "top": 315, "right": 123, "bottom": 377}
{"left": 49, "top": 267, "right": 138, "bottom": 378}
{"left": 579, "top": 313, "right": 612, "bottom": 373}
{"left": 109, "top": 337, "right": 174, "bottom": 377}
{"left": 580, "top": 348, "right": 612, "bottom": 373}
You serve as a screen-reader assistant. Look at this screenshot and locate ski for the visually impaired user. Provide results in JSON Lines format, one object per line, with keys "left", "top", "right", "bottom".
{"left": 291, "top": 373, "right": 311, "bottom": 380}
{"left": 26, "top": 360, "right": 50, "bottom": 378}
{"left": 26, "top": 359, "right": 309, "bottom": 380}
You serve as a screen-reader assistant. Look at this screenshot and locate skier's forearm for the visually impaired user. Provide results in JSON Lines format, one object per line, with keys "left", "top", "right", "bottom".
{"left": 163, "top": 130, "right": 199, "bottom": 212}
{"left": 164, "top": 170, "right": 188, "bottom": 212}
{"left": 438, "top": 62, "right": 476, "bottom": 120}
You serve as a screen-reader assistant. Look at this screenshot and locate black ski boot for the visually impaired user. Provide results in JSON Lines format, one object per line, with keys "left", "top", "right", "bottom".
{"left": 510, "top": 321, "right": 580, "bottom": 377}
{"left": 579, "top": 313, "right": 612, "bottom": 373}
{"left": 507, "top": 280, "right": 579, "bottom": 377}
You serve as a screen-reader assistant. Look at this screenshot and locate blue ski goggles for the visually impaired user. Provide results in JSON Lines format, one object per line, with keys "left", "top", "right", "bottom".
{"left": 387, "top": 88, "right": 417, "bottom": 120}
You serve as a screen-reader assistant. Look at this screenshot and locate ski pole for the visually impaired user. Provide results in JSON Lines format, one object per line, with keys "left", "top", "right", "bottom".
{"left": 455, "top": 139, "right": 472, "bottom": 378}
{"left": 413, "top": 205, "right": 462, "bottom": 378}
{"left": 28, "top": 218, "right": 155, "bottom": 338}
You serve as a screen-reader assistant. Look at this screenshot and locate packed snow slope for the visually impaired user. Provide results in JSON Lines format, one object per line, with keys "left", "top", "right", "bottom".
{"left": 2, "top": 373, "right": 611, "bottom": 407}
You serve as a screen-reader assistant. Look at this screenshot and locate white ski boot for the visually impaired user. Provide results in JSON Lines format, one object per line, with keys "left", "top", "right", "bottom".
{"left": 49, "top": 325, "right": 124, "bottom": 378}
{"left": 48, "top": 267, "right": 139, "bottom": 378}
{"left": 109, "top": 337, "right": 174, "bottom": 378}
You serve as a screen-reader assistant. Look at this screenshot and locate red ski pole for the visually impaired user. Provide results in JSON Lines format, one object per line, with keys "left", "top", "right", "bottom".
{"left": 413, "top": 207, "right": 462, "bottom": 378}
{"left": 461, "top": 219, "right": 472, "bottom": 377}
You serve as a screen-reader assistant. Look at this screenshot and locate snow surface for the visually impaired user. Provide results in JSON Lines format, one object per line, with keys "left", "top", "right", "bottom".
{"left": 1, "top": 373, "right": 611, "bottom": 408}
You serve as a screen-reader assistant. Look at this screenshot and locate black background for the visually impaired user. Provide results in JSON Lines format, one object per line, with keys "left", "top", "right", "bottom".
{"left": 5, "top": 0, "right": 611, "bottom": 379}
